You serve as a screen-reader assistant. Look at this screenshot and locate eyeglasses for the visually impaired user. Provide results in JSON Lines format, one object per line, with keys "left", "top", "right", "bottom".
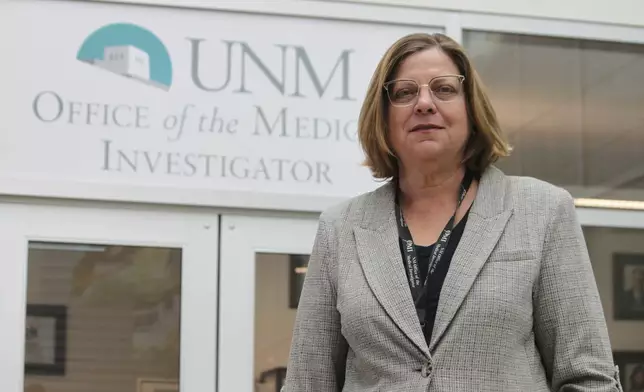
{"left": 383, "top": 75, "right": 465, "bottom": 107}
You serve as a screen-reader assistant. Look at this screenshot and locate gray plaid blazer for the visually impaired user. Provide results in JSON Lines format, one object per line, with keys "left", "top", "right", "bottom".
{"left": 284, "top": 166, "right": 623, "bottom": 392}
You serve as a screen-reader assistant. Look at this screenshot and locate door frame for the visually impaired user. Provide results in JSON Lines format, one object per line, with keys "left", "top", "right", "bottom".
{"left": 0, "top": 199, "right": 219, "bottom": 392}
{"left": 217, "top": 213, "right": 319, "bottom": 392}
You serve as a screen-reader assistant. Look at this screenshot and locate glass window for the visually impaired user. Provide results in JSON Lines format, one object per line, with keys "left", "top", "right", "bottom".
{"left": 463, "top": 31, "right": 644, "bottom": 202}
{"left": 254, "top": 252, "right": 309, "bottom": 392}
{"left": 24, "top": 242, "right": 181, "bottom": 392}
{"left": 582, "top": 227, "right": 644, "bottom": 389}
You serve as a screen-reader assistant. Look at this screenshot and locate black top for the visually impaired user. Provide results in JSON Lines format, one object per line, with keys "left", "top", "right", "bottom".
{"left": 400, "top": 209, "right": 470, "bottom": 345}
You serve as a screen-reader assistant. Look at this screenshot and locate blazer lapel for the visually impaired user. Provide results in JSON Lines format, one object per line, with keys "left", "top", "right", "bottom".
{"left": 354, "top": 183, "right": 429, "bottom": 356}
{"left": 354, "top": 222, "right": 429, "bottom": 355}
{"left": 429, "top": 166, "right": 512, "bottom": 352}
{"left": 351, "top": 167, "right": 513, "bottom": 356}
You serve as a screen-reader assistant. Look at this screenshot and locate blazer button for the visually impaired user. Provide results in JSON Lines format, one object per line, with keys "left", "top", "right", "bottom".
{"left": 421, "top": 361, "right": 433, "bottom": 378}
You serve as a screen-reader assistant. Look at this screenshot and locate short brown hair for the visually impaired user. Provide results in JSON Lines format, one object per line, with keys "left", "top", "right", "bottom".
{"left": 357, "top": 33, "right": 511, "bottom": 179}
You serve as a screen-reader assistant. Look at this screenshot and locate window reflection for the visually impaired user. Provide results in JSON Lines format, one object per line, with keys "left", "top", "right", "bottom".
{"left": 24, "top": 242, "right": 181, "bottom": 392}
{"left": 254, "top": 252, "right": 309, "bottom": 392}
{"left": 289, "top": 254, "right": 309, "bottom": 309}
{"left": 463, "top": 31, "right": 644, "bottom": 202}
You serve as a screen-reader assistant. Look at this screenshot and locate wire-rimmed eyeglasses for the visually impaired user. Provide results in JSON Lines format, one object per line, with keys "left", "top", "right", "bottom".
{"left": 383, "top": 75, "right": 465, "bottom": 107}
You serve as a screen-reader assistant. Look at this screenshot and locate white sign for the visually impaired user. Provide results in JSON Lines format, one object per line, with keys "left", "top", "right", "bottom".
{"left": 2, "top": 1, "right": 439, "bottom": 211}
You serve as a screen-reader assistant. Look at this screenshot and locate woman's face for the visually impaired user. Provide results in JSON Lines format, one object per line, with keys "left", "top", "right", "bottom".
{"left": 386, "top": 47, "right": 470, "bottom": 169}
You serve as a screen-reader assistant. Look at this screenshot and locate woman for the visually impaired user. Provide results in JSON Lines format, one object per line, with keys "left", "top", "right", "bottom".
{"left": 283, "top": 33, "right": 622, "bottom": 391}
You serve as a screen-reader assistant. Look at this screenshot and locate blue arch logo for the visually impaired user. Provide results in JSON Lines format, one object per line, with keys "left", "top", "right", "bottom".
{"left": 77, "top": 23, "right": 172, "bottom": 91}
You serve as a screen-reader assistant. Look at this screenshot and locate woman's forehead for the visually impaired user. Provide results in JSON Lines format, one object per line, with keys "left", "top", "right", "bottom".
{"left": 394, "top": 48, "right": 459, "bottom": 80}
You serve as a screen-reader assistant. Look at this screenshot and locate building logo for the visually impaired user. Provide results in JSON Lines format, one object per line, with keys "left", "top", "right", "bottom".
{"left": 76, "top": 23, "right": 173, "bottom": 91}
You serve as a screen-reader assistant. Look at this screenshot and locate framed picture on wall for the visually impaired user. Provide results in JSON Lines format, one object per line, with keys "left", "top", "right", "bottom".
{"left": 613, "top": 352, "right": 644, "bottom": 391}
{"left": 259, "top": 366, "right": 287, "bottom": 392}
{"left": 289, "top": 254, "right": 310, "bottom": 309}
{"left": 25, "top": 304, "right": 67, "bottom": 376}
{"left": 613, "top": 253, "right": 644, "bottom": 320}
{"left": 137, "top": 378, "right": 179, "bottom": 392}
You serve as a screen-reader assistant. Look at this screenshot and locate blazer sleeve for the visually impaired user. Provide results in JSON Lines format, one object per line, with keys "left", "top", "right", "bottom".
{"left": 283, "top": 214, "right": 349, "bottom": 392}
{"left": 533, "top": 190, "right": 623, "bottom": 392}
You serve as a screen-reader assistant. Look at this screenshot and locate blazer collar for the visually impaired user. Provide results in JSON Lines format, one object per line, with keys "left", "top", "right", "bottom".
{"left": 359, "top": 165, "right": 508, "bottom": 232}
{"left": 353, "top": 166, "right": 512, "bottom": 356}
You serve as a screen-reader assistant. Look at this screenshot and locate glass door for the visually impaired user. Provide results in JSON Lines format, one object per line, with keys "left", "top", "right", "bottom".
{"left": 0, "top": 201, "right": 219, "bottom": 392}
{"left": 218, "top": 215, "right": 319, "bottom": 392}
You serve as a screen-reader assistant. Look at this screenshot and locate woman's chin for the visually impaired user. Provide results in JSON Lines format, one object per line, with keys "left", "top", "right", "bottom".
{"left": 410, "top": 140, "right": 445, "bottom": 158}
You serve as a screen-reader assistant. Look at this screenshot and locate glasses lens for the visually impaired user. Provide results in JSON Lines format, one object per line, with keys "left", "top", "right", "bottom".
{"left": 430, "top": 76, "right": 462, "bottom": 101}
{"left": 386, "top": 80, "right": 419, "bottom": 105}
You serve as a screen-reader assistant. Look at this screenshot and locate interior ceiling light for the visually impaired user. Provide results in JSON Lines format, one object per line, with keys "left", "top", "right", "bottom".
{"left": 574, "top": 198, "right": 644, "bottom": 211}
{"left": 294, "top": 267, "right": 308, "bottom": 274}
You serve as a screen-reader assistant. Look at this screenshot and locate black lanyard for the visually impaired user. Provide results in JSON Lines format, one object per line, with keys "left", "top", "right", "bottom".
{"left": 395, "top": 170, "right": 474, "bottom": 323}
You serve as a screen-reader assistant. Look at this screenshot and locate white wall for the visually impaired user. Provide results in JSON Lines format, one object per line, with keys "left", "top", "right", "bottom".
{"left": 91, "top": 0, "right": 644, "bottom": 30}
{"left": 331, "top": 0, "right": 644, "bottom": 28}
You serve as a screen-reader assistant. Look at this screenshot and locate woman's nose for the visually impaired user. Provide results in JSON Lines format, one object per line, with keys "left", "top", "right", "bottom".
{"left": 415, "top": 88, "right": 436, "bottom": 113}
